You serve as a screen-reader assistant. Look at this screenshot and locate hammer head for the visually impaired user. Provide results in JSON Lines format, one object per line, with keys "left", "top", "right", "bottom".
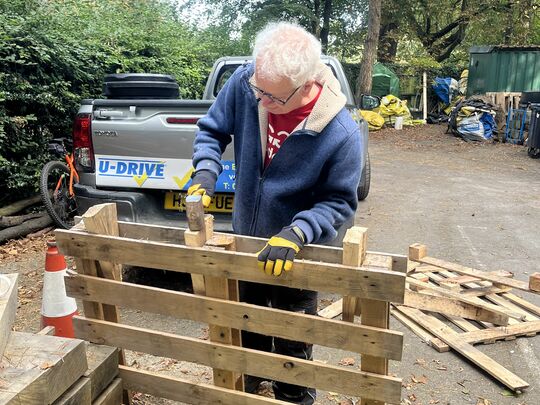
{"left": 185, "top": 194, "right": 205, "bottom": 231}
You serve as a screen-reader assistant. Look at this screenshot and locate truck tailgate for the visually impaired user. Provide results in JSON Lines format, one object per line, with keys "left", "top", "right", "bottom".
{"left": 91, "top": 99, "right": 234, "bottom": 192}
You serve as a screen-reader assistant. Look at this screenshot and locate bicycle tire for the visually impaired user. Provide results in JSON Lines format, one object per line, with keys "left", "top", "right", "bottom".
{"left": 40, "top": 160, "right": 78, "bottom": 229}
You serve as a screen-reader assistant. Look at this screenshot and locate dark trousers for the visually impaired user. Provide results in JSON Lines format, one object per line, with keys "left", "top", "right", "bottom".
{"left": 239, "top": 281, "right": 317, "bottom": 404}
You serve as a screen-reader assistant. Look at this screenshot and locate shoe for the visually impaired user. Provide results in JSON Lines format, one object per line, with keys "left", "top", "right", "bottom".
{"left": 244, "top": 375, "right": 265, "bottom": 393}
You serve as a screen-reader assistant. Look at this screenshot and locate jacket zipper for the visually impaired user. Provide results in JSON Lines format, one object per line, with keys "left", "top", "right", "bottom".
{"left": 248, "top": 131, "right": 302, "bottom": 235}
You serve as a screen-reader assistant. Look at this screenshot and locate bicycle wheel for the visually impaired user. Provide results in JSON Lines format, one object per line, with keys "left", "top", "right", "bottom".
{"left": 40, "top": 161, "right": 78, "bottom": 229}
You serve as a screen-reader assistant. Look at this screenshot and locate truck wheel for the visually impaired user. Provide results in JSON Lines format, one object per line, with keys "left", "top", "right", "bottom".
{"left": 357, "top": 152, "right": 371, "bottom": 201}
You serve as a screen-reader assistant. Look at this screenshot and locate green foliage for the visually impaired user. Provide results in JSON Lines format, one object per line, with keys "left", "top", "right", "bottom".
{"left": 0, "top": 0, "right": 240, "bottom": 201}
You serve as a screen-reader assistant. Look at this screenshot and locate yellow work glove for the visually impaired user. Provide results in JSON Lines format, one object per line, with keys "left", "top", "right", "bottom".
{"left": 187, "top": 170, "right": 217, "bottom": 208}
{"left": 257, "top": 225, "right": 306, "bottom": 276}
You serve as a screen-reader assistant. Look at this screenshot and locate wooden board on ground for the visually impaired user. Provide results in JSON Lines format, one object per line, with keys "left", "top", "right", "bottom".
{"left": 85, "top": 343, "right": 119, "bottom": 401}
{"left": 0, "top": 273, "right": 18, "bottom": 357}
{"left": 0, "top": 332, "right": 88, "bottom": 404}
{"left": 395, "top": 306, "right": 529, "bottom": 391}
{"left": 52, "top": 377, "right": 91, "bottom": 405}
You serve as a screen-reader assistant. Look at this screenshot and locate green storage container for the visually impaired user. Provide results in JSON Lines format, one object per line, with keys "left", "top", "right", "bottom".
{"left": 467, "top": 46, "right": 540, "bottom": 96}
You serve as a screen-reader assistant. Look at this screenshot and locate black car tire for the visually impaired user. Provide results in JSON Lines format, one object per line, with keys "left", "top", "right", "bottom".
{"left": 357, "top": 152, "right": 371, "bottom": 201}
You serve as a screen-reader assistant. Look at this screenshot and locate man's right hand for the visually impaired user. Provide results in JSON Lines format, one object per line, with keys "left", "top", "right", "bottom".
{"left": 187, "top": 170, "right": 217, "bottom": 208}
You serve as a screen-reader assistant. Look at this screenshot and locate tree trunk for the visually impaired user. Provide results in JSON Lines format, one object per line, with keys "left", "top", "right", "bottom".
{"left": 320, "top": 0, "right": 332, "bottom": 53}
{"left": 0, "top": 195, "right": 42, "bottom": 217}
{"left": 356, "top": 0, "right": 382, "bottom": 99}
{"left": 0, "top": 212, "right": 44, "bottom": 228}
{"left": 0, "top": 213, "right": 53, "bottom": 243}
{"left": 311, "top": 0, "right": 321, "bottom": 37}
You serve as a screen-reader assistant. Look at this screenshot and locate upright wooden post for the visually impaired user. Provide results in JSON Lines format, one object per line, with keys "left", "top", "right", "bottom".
{"left": 79, "top": 203, "right": 131, "bottom": 404}
{"left": 356, "top": 228, "right": 390, "bottom": 405}
{"left": 342, "top": 227, "right": 368, "bottom": 321}
{"left": 185, "top": 196, "right": 242, "bottom": 391}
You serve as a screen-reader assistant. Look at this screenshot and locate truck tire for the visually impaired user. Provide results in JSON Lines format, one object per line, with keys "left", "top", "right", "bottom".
{"left": 357, "top": 152, "right": 371, "bottom": 201}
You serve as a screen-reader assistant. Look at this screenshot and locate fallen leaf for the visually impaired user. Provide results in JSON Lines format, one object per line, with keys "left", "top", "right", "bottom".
{"left": 411, "top": 374, "right": 428, "bottom": 384}
{"left": 39, "top": 362, "right": 54, "bottom": 370}
{"left": 414, "top": 358, "right": 427, "bottom": 367}
{"left": 339, "top": 400, "right": 354, "bottom": 405}
{"left": 338, "top": 357, "right": 355, "bottom": 366}
{"left": 429, "top": 400, "right": 440, "bottom": 404}
{"left": 476, "top": 397, "right": 492, "bottom": 405}
{"left": 408, "top": 393, "right": 417, "bottom": 401}
{"left": 500, "top": 389, "right": 518, "bottom": 397}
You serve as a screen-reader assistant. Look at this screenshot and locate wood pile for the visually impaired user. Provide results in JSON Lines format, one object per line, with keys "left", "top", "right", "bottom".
{"left": 0, "top": 195, "right": 53, "bottom": 243}
{"left": 0, "top": 271, "right": 122, "bottom": 404}
{"left": 319, "top": 243, "right": 540, "bottom": 394}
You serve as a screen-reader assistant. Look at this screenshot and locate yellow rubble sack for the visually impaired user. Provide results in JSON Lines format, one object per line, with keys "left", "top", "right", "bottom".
{"left": 359, "top": 110, "right": 385, "bottom": 130}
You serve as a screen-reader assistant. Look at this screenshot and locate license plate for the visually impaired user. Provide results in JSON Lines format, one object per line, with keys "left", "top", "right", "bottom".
{"left": 164, "top": 192, "right": 234, "bottom": 213}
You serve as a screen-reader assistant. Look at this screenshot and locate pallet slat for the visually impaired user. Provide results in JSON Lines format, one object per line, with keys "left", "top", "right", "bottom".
{"left": 56, "top": 229, "right": 406, "bottom": 303}
{"left": 74, "top": 317, "right": 402, "bottom": 403}
{"left": 66, "top": 274, "right": 403, "bottom": 360}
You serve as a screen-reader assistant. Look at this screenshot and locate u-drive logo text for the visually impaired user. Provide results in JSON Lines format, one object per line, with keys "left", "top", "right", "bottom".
{"left": 98, "top": 158, "right": 165, "bottom": 186}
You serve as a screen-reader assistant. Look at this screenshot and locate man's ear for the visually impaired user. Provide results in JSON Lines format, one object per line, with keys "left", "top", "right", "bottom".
{"left": 302, "top": 80, "right": 315, "bottom": 94}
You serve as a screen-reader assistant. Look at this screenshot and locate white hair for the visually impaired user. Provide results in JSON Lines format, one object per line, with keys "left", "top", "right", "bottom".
{"left": 252, "top": 21, "right": 322, "bottom": 87}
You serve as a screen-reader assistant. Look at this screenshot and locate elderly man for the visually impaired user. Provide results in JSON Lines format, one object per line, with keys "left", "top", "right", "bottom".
{"left": 188, "top": 21, "right": 362, "bottom": 404}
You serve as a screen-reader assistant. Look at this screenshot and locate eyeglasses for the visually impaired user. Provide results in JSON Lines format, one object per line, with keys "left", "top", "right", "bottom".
{"left": 248, "top": 82, "right": 301, "bottom": 106}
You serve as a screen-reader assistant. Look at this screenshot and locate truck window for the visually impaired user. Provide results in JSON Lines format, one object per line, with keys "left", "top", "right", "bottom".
{"left": 214, "top": 65, "right": 241, "bottom": 97}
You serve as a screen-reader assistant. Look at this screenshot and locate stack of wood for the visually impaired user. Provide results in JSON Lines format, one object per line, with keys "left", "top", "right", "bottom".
{"left": 0, "top": 271, "right": 122, "bottom": 404}
{"left": 318, "top": 243, "right": 540, "bottom": 394}
{"left": 0, "top": 195, "right": 53, "bottom": 243}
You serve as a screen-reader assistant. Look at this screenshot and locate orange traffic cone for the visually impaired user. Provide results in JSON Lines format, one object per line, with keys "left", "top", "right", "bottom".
{"left": 41, "top": 241, "right": 78, "bottom": 338}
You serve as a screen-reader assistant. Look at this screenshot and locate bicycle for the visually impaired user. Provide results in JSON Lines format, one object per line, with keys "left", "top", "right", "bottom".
{"left": 39, "top": 138, "right": 79, "bottom": 229}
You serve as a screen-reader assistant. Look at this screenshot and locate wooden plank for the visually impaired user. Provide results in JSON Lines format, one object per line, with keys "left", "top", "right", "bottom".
{"left": 79, "top": 203, "right": 129, "bottom": 404}
{"left": 37, "top": 326, "right": 56, "bottom": 336}
{"left": 390, "top": 307, "right": 449, "bottom": 352}
{"left": 419, "top": 256, "right": 533, "bottom": 293}
{"left": 85, "top": 344, "right": 119, "bottom": 401}
{"left": 74, "top": 259, "right": 104, "bottom": 319}
{"left": 359, "top": 229, "right": 389, "bottom": 405}
{"left": 119, "top": 366, "right": 288, "bottom": 405}
{"left": 406, "top": 277, "right": 523, "bottom": 322}
{"left": 92, "top": 378, "right": 122, "bottom": 405}
{"left": 52, "top": 377, "right": 91, "bottom": 405}
{"left": 342, "top": 227, "right": 367, "bottom": 322}
{"left": 74, "top": 317, "right": 402, "bottom": 403}
{"left": 56, "top": 229, "right": 406, "bottom": 303}
{"left": 460, "top": 320, "right": 540, "bottom": 344}
{"left": 115, "top": 220, "right": 407, "bottom": 267}
{"left": 403, "top": 290, "right": 509, "bottom": 325}
{"left": 0, "top": 332, "right": 88, "bottom": 404}
{"left": 66, "top": 275, "right": 403, "bottom": 360}
{"left": 0, "top": 273, "right": 18, "bottom": 357}
{"left": 396, "top": 306, "right": 529, "bottom": 391}
{"left": 484, "top": 294, "right": 539, "bottom": 322}
{"left": 502, "top": 292, "right": 540, "bottom": 317}
{"left": 318, "top": 298, "right": 344, "bottom": 319}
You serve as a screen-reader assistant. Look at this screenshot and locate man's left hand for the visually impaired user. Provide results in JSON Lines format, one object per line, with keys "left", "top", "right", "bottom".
{"left": 257, "top": 225, "right": 306, "bottom": 276}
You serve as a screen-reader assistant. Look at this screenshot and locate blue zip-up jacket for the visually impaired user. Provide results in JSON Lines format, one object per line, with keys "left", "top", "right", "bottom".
{"left": 193, "top": 63, "right": 362, "bottom": 244}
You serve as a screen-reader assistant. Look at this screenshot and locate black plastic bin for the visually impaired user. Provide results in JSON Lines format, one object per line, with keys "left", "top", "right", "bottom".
{"left": 103, "top": 73, "right": 179, "bottom": 99}
{"left": 528, "top": 104, "right": 540, "bottom": 158}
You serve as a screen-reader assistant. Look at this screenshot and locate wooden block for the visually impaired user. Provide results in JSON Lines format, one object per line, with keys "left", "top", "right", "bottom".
{"left": 0, "top": 332, "right": 88, "bottom": 404}
{"left": 342, "top": 227, "right": 368, "bottom": 322}
{"left": 92, "top": 378, "right": 122, "bottom": 405}
{"left": 529, "top": 273, "right": 540, "bottom": 292}
{"left": 440, "top": 280, "right": 462, "bottom": 291}
{"left": 408, "top": 243, "right": 427, "bottom": 261}
{"left": 52, "top": 377, "right": 91, "bottom": 405}
{"left": 184, "top": 229, "right": 206, "bottom": 247}
{"left": 84, "top": 344, "right": 119, "bottom": 401}
{"left": 0, "top": 273, "right": 18, "bottom": 357}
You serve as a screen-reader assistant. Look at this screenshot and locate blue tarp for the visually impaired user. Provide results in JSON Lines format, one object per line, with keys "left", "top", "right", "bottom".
{"left": 433, "top": 77, "right": 452, "bottom": 104}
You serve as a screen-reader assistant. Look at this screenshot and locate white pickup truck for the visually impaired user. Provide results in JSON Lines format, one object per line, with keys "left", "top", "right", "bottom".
{"left": 72, "top": 56, "right": 376, "bottom": 232}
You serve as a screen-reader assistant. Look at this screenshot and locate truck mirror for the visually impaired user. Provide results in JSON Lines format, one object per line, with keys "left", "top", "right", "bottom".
{"left": 358, "top": 95, "right": 380, "bottom": 111}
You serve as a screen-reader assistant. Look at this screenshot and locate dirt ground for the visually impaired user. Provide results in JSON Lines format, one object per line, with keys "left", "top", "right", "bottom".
{"left": 3, "top": 123, "right": 540, "bottom": 404}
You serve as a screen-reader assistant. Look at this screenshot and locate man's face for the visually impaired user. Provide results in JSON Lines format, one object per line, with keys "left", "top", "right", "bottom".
{"left": 253, "top": 65, "right": 307, "bottom": 114}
